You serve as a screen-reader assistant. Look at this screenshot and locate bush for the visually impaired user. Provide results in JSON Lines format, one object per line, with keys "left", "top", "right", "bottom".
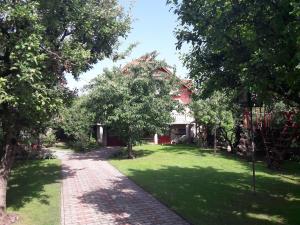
{"left": 41, "top": 129, "right": 56, "bottom": 147}
{"left": 28, "top": 148, "right": 56, "bottom": 160}
{"left": 58, "top": 97, "right": 95, "bottom": 150}
{"left": 15, "top": 146, "right": 56, "bottom": 160}
{"left": 67, "top": 137, "right": 99, "bottom": 152}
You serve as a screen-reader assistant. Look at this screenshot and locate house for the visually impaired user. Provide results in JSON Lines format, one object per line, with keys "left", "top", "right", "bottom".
{"left": 95, "top": 56, "right": 196, "bottom": 146}
{"left": 155, "top": 79, "right": 196, "bottom": 145}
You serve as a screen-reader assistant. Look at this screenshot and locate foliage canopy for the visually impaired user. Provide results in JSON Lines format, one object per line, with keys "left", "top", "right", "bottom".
{"left": 191, "top": 92, "right": 235, "bottom": 147}
{"left": 59, "top": 97, "right": 95, "bottom": 149}
{"left": 168, "top": 0, "right": 300, "bottom": 106}
{"left": 0, "top": 0, "right": 130, "bottom": 217}
{"left": 85, "top": 52, "right": 178, "bottom": 157}
{"left": 0, "top": 0, "right": 130, "bottom": 139}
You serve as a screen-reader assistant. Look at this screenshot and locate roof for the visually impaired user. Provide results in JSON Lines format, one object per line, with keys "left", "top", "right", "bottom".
{"left": 121, "top": 53, "right": 194, "bottom": 91}
{"left": 121, "top": 52, "right": 159, "bottom": 73}
{"left": 181, "top": 79, "right": 194, "bottom": 90}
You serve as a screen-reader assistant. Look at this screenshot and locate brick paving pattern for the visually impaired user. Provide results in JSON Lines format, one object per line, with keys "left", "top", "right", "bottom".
{"left": 59, "top": 148, "right": 189, "bottom": 225}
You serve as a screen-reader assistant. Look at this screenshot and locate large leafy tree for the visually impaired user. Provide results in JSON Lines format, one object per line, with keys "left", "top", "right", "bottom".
{"left": 0, "top": 0, "right": 130, "bottom": 220}
{"left": 167, "top": 0, "right": 300, "bottom": 106}
{"left": 191, "top": 92, "right": 235, "bottom": 149}
{"left": 59, "top": 96, "right": 95, "bottom": 149}
{"left": 86, "top": 52, "right": 178, "bottom": 158}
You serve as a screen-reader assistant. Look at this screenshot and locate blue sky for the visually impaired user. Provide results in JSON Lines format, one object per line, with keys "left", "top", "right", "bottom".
{"left": 66, "top": 0, "right": 188, "bottom": 90}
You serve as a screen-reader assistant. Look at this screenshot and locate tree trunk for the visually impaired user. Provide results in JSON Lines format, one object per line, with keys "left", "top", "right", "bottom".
{"left": 0, "top": 133, "right": 17, "bottom": 222}
{"left": 127, "top": 138, "right": 135, "bottom": 159}
{"left": 0, "top": 174, "right": 8, "bottom": 220}
{"left": 213, "top": 128, "right": 217, "bottom": 154}
{"left": 37, "top": 134, "right": 42, "bottom": 151}
{"left": 204, "top": 126, "right": 208, "bottom": 147}
{"left": 219, "top": 127, "right": 235, "bottom": 153}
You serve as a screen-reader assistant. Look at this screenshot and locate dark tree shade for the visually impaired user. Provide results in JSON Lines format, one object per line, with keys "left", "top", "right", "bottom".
{"left": 0, "top": 0, "right": 130, "bottom": 218}
{"left": 168, "top": 0, "right": 300, "bottom": 106}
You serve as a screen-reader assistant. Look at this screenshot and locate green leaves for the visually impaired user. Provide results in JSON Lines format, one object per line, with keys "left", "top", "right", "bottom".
{"left": 85, "top": 53, "right": 177, "bottom": 144}
{"left": 0, "top": 0, "right": 131, "bottom": 141}
{"left": 169, "top": 0, "right": 300, "bottom": 106}
{"left": 192, "top": 91, "right": 234, "bottom": 132}
{"left": 59, "top": 96, "right": 94, "bottom": 143}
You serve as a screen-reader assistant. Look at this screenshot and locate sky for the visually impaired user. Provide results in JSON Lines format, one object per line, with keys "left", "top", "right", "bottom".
{"left": 66, "top": 0, "right": 189, "bottom": 91}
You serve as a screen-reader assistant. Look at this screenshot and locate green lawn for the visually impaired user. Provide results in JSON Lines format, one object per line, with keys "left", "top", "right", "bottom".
{"left": 110, "top": 145, "right": 300, "bottom": 225}
{"left": 7, "top": 159, "right": 61, "bottom": 225}
{"left": 49, "top": 142, "right": 75, "bottom": 151}
{"left": 50, "top": 141, "right": 99, "bottom": 152}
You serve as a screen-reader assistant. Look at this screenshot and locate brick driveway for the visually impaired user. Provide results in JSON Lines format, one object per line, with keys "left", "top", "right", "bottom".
{"left": 59, "top": 148, "right": 189, "bottom": 225}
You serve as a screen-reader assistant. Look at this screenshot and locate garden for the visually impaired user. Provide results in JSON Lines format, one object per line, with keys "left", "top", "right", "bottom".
{"left": 7, "top": 160, "right": 61, "bottom": 225}
{"left": 0, "top": 0, "right": 300, "bottom": 224}
{"left": 111, "top": 144, "right": 300, "bottom": 225}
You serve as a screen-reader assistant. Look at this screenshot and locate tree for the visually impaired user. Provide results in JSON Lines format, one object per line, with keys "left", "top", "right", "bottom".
{"left": 86, "top": 52, "right": 178, "bottom": 158}
{"left": 191, "top": 92, "right": 235, "bottom": 150}
{"left": 167, "top": 0, "right": 300, "bottom": 106}
{"left": 0, "top": 0, "right": 130, "bottom": 221}
{"left": 59, "top": 96, "right": 95, "bottom": 150}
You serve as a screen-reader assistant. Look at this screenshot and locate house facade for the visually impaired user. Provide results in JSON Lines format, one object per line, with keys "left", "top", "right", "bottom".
{"left": 95, "top": 58, "right": 196, "bottom": 146}
{"left": 155, "top": 82, "right": 196, "bottom": 144}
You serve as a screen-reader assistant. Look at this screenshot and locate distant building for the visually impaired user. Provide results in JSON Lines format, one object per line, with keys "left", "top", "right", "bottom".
{"left": 96, "top": 55, "right": 196, "bottom": 146}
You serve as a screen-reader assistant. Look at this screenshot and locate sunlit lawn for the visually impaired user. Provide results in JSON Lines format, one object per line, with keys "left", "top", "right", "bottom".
{"left": 50, "top": 141, "right": 99, "bottom": 152}
{"left": 50, "top": 142, "right": 74, "bottom": 151}
{"left": 7, "top": 160, "right": 61, "bottom": 225}
{"left": 110, "top": 144, "right": 300, "bottom": 225}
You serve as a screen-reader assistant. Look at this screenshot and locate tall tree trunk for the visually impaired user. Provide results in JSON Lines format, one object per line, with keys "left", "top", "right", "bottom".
{"left": 0, "top": 177, "right": 7, "bottom": 219}
{"left": 127, "top": 137, "right": 134, "bottom": 159}
{"left": 0, "top": 130, "right": 17, "bottom": 222}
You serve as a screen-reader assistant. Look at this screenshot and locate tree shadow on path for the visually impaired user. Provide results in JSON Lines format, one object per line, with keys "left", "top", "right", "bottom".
{"left": 81, "top": 161, "right": 300, "bottom": 225}
{"left": 78, "top": 175, "right": 188, "bottom": 225}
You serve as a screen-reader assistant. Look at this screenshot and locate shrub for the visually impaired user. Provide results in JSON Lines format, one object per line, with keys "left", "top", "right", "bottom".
{"left": 67, "top": 136, "right": 98, "bottom": 152}
{"left": 41, "top": 129, "right": 56, "bottom": 147}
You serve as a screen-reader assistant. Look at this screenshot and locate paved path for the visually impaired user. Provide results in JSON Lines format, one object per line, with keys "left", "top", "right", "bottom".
{"left": 58, "top": 148, "right": 189, "bottom": 225}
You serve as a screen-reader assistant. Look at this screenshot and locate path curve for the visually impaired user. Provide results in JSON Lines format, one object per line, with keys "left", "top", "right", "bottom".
{"left": 58, "top": 148, "right": 189, "bottom": 225}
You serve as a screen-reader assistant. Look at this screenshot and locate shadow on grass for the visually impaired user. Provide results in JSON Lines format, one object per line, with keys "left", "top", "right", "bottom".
{"left": 83, "top": 164, "right": 299, "bottom": 225}
{"left": 155, "top": 145, "right": 300, "bottom": 175}
{"left": 77, "top": 164, "right": 300, "bottom": 225}
{"left": 110, "top": 143, "right": 300, "bottom": 224}
{"left": 117, "top": 144, "right": 300, "bottom": 177}
{"left": 159, "top": 144, "right": 219, "bottom": 156}
{"left": 127, "top": 166, "right": 300, "bottom": 225}
{"left": 7, "top": 160, "right": 61, "bottom": 210}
